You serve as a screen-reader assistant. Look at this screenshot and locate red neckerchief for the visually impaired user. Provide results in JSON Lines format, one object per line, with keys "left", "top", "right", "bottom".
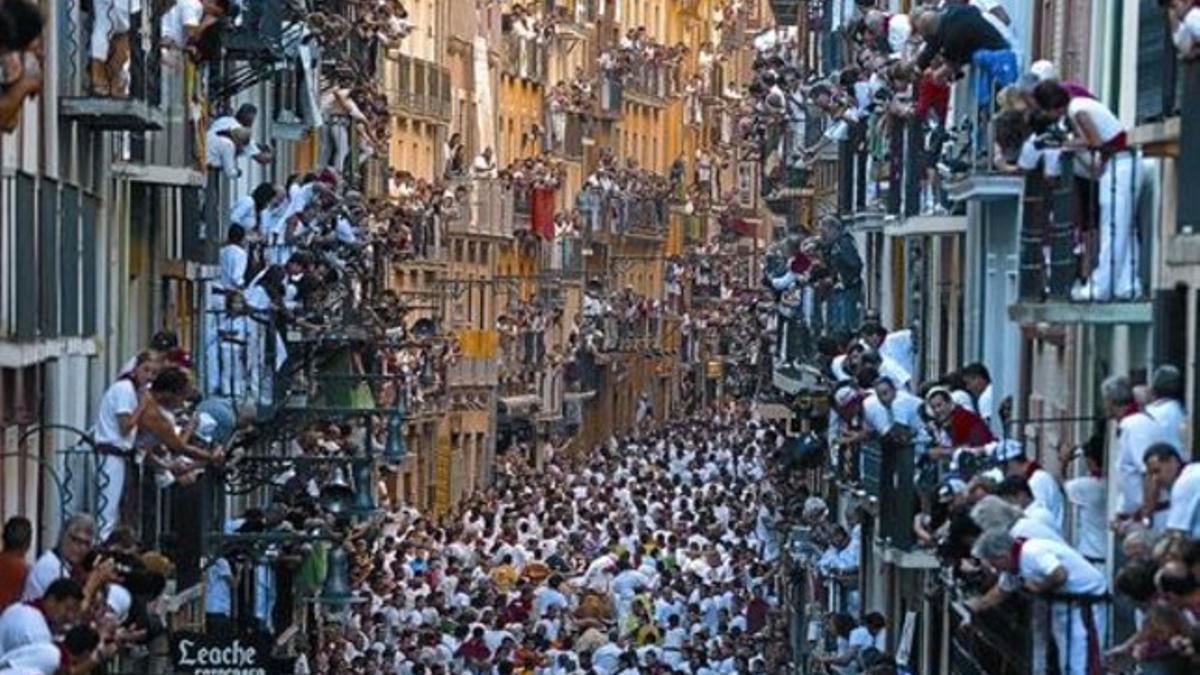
{"left": 1009, "top": 536, "right": 1028, "bottom": 570}
{"left": 1118, "top": 403, "right": 1140, "bottom": 420}
{"left": 1023, "top": 461, "right": 1042, "bottom": 481}
{"left": 1081, "top": 600, "right": 1103, "bottom": 675}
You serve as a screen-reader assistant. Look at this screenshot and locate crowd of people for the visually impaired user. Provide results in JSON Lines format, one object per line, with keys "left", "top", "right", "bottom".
{"left": 302, "top": 405, "right": 797, "bottom": 674}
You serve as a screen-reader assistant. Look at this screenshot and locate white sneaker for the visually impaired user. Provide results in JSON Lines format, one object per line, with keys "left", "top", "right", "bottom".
{"left": 1070, "top": 281, "right": 1111, "bottom": 302}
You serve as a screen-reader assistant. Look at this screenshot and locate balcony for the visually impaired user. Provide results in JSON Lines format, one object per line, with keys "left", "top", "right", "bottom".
{"left": 58, "top": 2, "right": 177, "bottom": 131}
{"left": 0, "top": 172, "right": 99, "bottom": 340}
{"left": 391, "top": 56, "right": 452, "bottom": 122}
{"left": 768, "top": 1, "right": 803, "bottom": 26}
{"left": 578, "top": 194, "right": 667, "bottom": 241}
{"left": 625, "top": 64, "right": 670, "bottom": 106}
{"left": 501, "top": 33, "right": 547, "bottom": 83}
{"left": 1177, "top": 60, "right": 1200, "bottom": 235}
{"left": 599, "top": 77, "right": 624, "bottom": 117}
{"left": 1007, "top": 150, "right": 1154, "bottom": 325}
{"left": 545, "top": 111, "right": 586, "bottom": 159}
{"left": 949, "top": 587, "right": 1110, "bottom": 675}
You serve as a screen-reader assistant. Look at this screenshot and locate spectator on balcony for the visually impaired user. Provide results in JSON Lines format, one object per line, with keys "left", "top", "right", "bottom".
{"left": 88, "top": 0, "right": 139, "bottom": 97}
{"left": 1062, "top": 437, "right": 1109, "bottom": 569}
{"left": 0, "top": 577, "right": 84, "bottom": 657}
{"left": 0, "top": 518, "right": 30, "bottom": 612}
{"left": 995, "top": 474, "right": 1064, "bottom": 538}
{"left": 817, "top": 525, "right": 860, "bottom": 616}
{"left": 972, "top": 529, "right": 1107, "bottom": 675}
{"left": 866, "top": 375, "right": 929, "bottom": 456}
{"left": 1143, "top": 444, "right": 1200, "bottom": 540}
{"left": 816, "top": 216, "right": 863, "bottom": 335}
{"left": 210, "top": 104, "right": 273, "bottom": 170}
{"left": 472, "top": 147, "right": 497, "bottom": 179}
{"left": 443, "top": 132, "right": 465, "bottom": 179}
{"left": 0, "top": 0, "right": 41, "bottom": 134}
{"left": 860, "top": 322, "right": 914, "bottom": 382}
{"left": 913, "top": 4, "right": 1012, "bottom": 90}
{"left": 230, "top": 181, "right": 285, "bottom": 238}
{"left": 93, "top": 352, "right": 159, "bottom": 541}
{"left": 924, "top": 386, "right": 995, "bottom": 463}
{"left": 1148, "top": 365, "right": 1188, "bottom": 459}
{"left": 206, "top": 124, "right": 251, "bottom": 180}
{"left": 1106, "top": 374, "right": 1175, "bottom": 532}
{"left": 960, "top": 362, "right": 1005, "bottom": 439}
{"left": 1169, "top": 0, "right": 1200, "bottom": 58}
{"left": 1033, "top": 80, "right": 1138, "bottom": 301}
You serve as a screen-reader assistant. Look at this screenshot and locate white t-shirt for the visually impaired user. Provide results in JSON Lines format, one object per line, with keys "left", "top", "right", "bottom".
{"left": 1016, "top": 538, "right": 1107, "bottom": 596}
{"left": 1064, "top": 475, "right": 1107, "bottom": 560}
{"left": 0, "top": 642, "right": 62, "bottom": 674}
{"left": 0, "top": 603, "right": 52, "bottom": 656}
{"left": 219, "top": 244, "right": 247, "bottom": 290}
{"left": 230, "top": 195, "right": 257, "bottom": 231}
{"left": 1173, "top": 8, "right": 1200, "bottom": 53}
{"left": 95, "top": 377, "right": 139, "bottom": 450}
{"left": 1028, "top": 468, "right": 1065, "bottom": 533}
{"left": 1067, "top": 97, "right": 1125, "bottom": 147}
{"left": 206, "top": 134, "right": 240, "bottom": 178}
{"left": 848, "top": 625, "right": 885, "bottom": 653}
{"left": 1116, "top": 411, "right": 1172, "bottom": 514}
{"left": 1166, "top": 463, "right": 1200, "bottom": 538}
{"left": 21, "top": 551, "right": 69, "bottom": 602}
{"left": 1145, "top": 398, "right": 1187, "bottom": 460}
{"left": 205, "top": 557, "right": 234, "bottom": 615}
{"left": 160, "top": 0, "right": 204, "bottom": 47}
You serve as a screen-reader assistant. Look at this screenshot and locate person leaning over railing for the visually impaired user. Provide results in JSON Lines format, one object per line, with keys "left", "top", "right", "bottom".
{"left": 0, "top": 0, "right": 42, "bottom": 133}
{"left": 972, "top": 528, "right": 1108, "bottom": 675}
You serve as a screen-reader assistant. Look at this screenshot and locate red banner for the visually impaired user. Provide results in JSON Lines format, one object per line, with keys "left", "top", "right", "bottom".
{"left": 531, "top": 188, "right": 556, "bottom": 239}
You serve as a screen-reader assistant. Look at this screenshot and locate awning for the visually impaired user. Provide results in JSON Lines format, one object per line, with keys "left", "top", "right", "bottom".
{"left": 884, "top": 215, "right": 967, "bottom": 238}
{"left": 499, "top": 394, "right": 541, "bottom": 413}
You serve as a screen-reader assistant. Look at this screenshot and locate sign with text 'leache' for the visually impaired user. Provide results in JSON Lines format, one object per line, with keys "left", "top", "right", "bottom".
{"left": 170, "top": 632, "right": 275, "bottom": 675}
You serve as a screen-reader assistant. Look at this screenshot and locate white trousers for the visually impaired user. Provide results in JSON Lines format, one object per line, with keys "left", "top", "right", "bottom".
{"left": 1050, "top": 601, "right": 1106, "bottom": 675}
{"left": 90, "top": 0, "right": 134, "bottom": 60}
{"left": 97, "top": 453, "right": 126, "bottom": 541}
{"left": 1089, "top": 153, "right": 1138, "bottom": 298}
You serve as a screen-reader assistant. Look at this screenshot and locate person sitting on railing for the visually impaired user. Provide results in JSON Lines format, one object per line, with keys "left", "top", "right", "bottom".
{"left": 1169, "top": 0, "right": 1200, "bottom": 59}
{"left": 87, "top": 0, "right": 140, "bottom": 98}
{"left": 971, "top": 528, "right": 1108, "bottom": 675}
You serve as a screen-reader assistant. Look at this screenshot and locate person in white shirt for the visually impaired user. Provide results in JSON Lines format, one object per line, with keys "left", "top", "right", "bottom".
{"left": 1035, "top": 81, "right": 1136, "bottom": 301}
{"left": 93, "top": 353, "right": 158, "bottom": 540}
{"left": 88, "top": 0, "right": 140, "bottom": 97}
{"left": 1062, "top": 438, "right": 1108, "bottom": 566}
{"left": 206, "top": 125, "right": 251, "bottom": 180}
{"left": 1144, "top": 444, "right": 1200, "bottom": 539}
{"left": 866, "top": 376, "right": 930, "bottom": 454}
{"left": 994, "top": 440, "right": 1065, "bottom": 531}
{"left": 204, "top": 554, "right": 235, "bottom": 636}
{"left": 1103, "top": 375, "right": 1174, "bottom": 530}
{"left": 973, "top": 531, "right": 1107, "bottom": 675}
{"left": 472, "top": 147, "right": 497, "bottom": 178}
{"left": 962, "top": 362, "right": 1005, "bottom": 438}
{"left": 209, "top": 105, "right": 273, "bottom": 169}
{"left": 1, "top": 577, "right": 83, "bottom": 655}
{"left": 1145, "top": 364, "right": 1187, "bottom": 459}
{"left": 1170, "top": 0, "right": 1200, "bottom": 57}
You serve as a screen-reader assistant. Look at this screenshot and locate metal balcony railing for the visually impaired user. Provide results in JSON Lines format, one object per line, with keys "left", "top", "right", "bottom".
{"left": 600, "top": 76, "right": 624, "bottom": 114}
{"left": 502, "top": 33, "right": 546, "bottom": 82}
{"left": 1017, "top": 148, "right": 1150, "bottom": 305}
{"left": 626, "top": 63, "right": 669, "bottom": 101}
{"left": 1178, "top": 60, "right": 1200, "bottom": 235}
{"left": 0, "top": 172, "right": 99, "bottom": 340}
{"left": 391, "top": 57, "right": 452, "bottom": 120}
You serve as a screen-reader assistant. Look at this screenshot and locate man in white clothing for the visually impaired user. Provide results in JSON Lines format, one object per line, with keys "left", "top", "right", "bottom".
{"left": 1104, "top": 375, "right": 1173, "bottom": 530}
{"left": 1144, "top": 444, "right": 1200, "bottom": 539}
{"left": 1, "top": 578, "right": 83, "bottom": 655}
{"left": 994, "top": 439, "right": 1065, "bottom": 531}
{"left": 1146, "top": 365, "right": 1187, "bottom": 460}
{"left": 973, "top": 531, "right": 1107, "bottom": 675}
{"left": 92, "top": 354, "right": 158, "bottom": 539}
